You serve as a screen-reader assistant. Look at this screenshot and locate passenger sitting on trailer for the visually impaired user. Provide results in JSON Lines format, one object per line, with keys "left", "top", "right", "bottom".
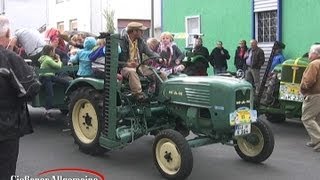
{"left": 89, "top": 38, "right": 123, "bottom": 79}
{"left": 38, "top": 45, "right": 70, "bottom": 111}
{"left": 68, "top": 37, "right": 96, "bottom": 77}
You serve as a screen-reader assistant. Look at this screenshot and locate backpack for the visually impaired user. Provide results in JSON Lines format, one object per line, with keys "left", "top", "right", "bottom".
{"left": 1, "top": 47, "right": 41, "bottom": 100}
{"left": 19, "top": 65, "right": 41, "bottom": 99}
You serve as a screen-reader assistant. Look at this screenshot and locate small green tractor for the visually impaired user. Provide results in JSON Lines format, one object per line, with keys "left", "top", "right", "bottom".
{"left": 65, "top": 33, "right": 274, "bottom": 179}
{"left": 257, "top": 42, "right": 308, "bottom": 123}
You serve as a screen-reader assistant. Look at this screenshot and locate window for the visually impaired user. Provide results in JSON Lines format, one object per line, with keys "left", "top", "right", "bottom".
{"left": 57, "top": 21, "right": 64, "bottom": 32}
{"left": 257, "top": 10, "right": 277, "bottom": 42}
{"left": 185, "top": 15, "right": 201, "bottom": 47}
{"left": 69, "top": 19, "right": 78, "bottom": 31}
{"left": 56, "top": 0, "right": 64, "bottom": 3}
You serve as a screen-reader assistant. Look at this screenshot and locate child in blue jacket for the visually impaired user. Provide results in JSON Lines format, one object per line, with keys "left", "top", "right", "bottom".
{"left": 69, "top": 37, "right": 96, "bottom": 77}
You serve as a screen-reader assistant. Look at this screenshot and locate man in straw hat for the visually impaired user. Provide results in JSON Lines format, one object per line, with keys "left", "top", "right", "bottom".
{"left": 118, "top": 22, "right": 160, "bottom": 102}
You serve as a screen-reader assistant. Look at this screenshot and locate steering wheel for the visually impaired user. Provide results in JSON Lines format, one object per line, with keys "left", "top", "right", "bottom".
{"left": 136, "top": 57, "right": 162, "bottom": 77}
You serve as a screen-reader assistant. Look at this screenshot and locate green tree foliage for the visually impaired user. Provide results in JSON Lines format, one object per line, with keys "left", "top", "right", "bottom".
{"left": 103, "top": 7, "right": 115, "bottom": 33}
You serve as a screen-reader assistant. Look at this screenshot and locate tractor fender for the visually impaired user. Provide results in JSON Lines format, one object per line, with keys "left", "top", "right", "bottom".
{"left": 65, "top": 77, "right": 104, "bottom": 96}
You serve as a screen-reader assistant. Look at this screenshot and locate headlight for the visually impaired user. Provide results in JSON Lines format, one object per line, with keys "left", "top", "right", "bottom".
{"left": 276, "top": 73, "right": 282, "bottom": 80}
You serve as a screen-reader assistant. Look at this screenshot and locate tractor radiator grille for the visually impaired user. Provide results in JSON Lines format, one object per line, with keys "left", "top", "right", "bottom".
{"left": 103, "top": 34, "right": 112, "bottom": 136}
{"left": 235, "top": 89, "right": 251, "bottom": 109}
{"left": 185, "top": 88, "right": 211, "bottom": 106}
{"left": 281, "top": 65, "right": 306, "bottom": 84}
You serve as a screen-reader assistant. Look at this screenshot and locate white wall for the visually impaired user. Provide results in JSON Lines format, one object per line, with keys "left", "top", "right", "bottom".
{"left": 106, "top": 0, "right": 161, "bottom": 28}
{"left": 47, "top": 0, "right": 162, "bottom": 35}
{"left": 47, "top": 0, "right": 91, "bottom": 32}
{"left": 4, "top": 0, "right": 47, "bottom": 32}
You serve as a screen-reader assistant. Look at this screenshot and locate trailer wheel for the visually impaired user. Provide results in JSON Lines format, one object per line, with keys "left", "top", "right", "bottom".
{"left": 153, "top": 129, "right": 193, "bottom": 180}
{"left": 265, "top": 113, "right": 286, "bottom": 123}
{"left": 234, "top": 120, "right": 274, "bottom": 163}
{"left": 69, "top": 87, "right": 107, "bottom": 155}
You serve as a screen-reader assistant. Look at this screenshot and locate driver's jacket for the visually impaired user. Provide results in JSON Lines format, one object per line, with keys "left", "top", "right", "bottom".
{"left": 118, "top": 32, "right": 159, "bottom": 68}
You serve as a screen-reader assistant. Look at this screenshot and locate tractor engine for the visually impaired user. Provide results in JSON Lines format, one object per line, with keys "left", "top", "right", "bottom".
{"left": 159, "top": 76, "right": 253, "bottom": 136}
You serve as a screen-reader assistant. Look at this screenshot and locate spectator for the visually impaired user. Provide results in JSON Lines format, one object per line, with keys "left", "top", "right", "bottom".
{"left": 0, "top": 15, "right": 34, "bottom": 179}
{"left": 300, "top": 44, "right": 320, "bottom": 152}
{"left": 234, "top": 40, "right": 248, "bottom": 71}
{"left": 118, "top": 22, "right": 160, "bottom": 101}
{"left": 209, "top": 41, "right": 230, "bottom": 74}
{"left": 11, "top": 28, "right": 47, "bottom": 67}
{"left": 193, "top": 37, "right": 209, "bottom": 60}
{"left": 185, "top": 37, "right": 209, "bottom": 76}
{"left": 244, "top": 39, "right": 265, "bottom": 95}
{"left": 69, "top": 37, "right": 96, "bottom": 77}
{"left": 158, "top": 32, "right": 185, "bottom": 75}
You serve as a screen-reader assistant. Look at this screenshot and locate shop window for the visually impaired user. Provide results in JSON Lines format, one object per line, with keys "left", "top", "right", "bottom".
{"left": 257, "top": 10, "right": 277, "bottom": 42}
{"left": 185, "top": 15, "right": 201, "bottom": 47}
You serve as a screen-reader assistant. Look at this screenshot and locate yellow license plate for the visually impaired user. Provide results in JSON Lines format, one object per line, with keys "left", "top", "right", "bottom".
{"left": 287, "top": 85, "right": 299, "bottom": 95}
{"left": 237, "top": 110, "right": 251, "bottom": 124}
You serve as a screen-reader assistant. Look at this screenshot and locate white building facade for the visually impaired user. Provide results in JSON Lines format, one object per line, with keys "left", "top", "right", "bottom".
{"left": 0, "top": 0, "right": 47, "bottom": 32}
{"left": 47, "top": 0, "right": 162, "bottom": 37}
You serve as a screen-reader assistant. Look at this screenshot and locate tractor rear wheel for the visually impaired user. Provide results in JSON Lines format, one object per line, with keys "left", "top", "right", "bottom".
{"left": 234, "top": 120, "right": 274, "bottom": 163}
{"left": 153, "top": 129, "right": 193, "bottom": 180}
{"left": 69, "top": 87, "right": 108, "bottom": 155}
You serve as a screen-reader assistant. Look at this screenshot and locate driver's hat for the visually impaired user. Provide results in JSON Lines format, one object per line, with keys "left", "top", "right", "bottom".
{"left": 126, "top": 22, "right": 148, "bottom": 31}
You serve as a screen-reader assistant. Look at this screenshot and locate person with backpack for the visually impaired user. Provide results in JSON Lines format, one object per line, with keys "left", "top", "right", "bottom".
{"left": 0, "top": 15, "right": 37, "bottom": 179}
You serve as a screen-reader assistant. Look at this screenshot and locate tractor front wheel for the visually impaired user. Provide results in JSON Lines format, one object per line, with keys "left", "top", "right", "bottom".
{"left": 153, "top": 129, "right": 193, "bottom": 180}
{"left": 69, "top": 87, "right": 107, "bottom": 155}
{"left": 234, "top": 119, "right": 274, "bottom": 163}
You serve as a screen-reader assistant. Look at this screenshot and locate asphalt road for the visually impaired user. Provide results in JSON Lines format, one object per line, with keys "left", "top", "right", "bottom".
{"left": 15, "top": 107, "right": 319, "bottom": 180}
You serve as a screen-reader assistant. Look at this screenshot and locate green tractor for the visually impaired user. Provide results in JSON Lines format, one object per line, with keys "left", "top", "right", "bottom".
{"left": 66, "top": 33, "right": 274, "bottom": 179}
{"left": 257, "top": 42, "right": 308, "bottom": 123}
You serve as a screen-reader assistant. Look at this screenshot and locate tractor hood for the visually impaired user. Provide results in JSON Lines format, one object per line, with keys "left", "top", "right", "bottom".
{"left": 282, "top": 57, "right": 309, "bottom": 67}
{"left": 159, "top": 76, "right": 252, "bottom": 108}
{"left": 164, "top": 76, "right": 250, "bottom": 87}
{"left": 280, "top": 57, "right": 309, "bottom": 84}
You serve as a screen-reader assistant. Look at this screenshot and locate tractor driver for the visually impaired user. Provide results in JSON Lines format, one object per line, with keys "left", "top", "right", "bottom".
{"left": 119, "top": 22, "right": 161, "bottom": 102}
